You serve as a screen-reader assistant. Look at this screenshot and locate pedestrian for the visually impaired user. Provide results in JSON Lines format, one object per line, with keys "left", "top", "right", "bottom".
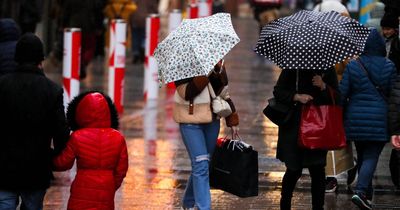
{"left": 389, "top": 70, "right": 400, "bottom": 189}
{"left": 61, "top": 0, "right": 106, "bottom": 79}
{"left": 53, "top": 91, "right": 128, "bottom": 210}
{"left": 249, "top": 0, "right": 281, "bottom": 67}
{"left": 339, "top": 28, "right": 396, "bottom": 209}
{"left": 0, "top": 33, "right": 70, "bottom": 209}
{"left": 129, "top": 0, "right": 158, "bottom": 64}
{"left": 273, "top": 66, "right": 339, "bottom": 210}
{"left": 174, "top": 60, "right": 239, "bottom": 210}
{"left": 17, "top": 0, "right": 43, "bottom": 34}
{"left": 249, "top": 0, "right": 281, "bottom": 33}
{"left": 380, "top": 12, "right": 400, "bottom": 73}
{"left": 103, "top": 0, "right": 137, "bottom": 21}
{"left": 0, "top": 18, "right": 20, "bottom": 76}
{"left": 365, "top": 2, "right": 386, "bottom": 34}
{"left": 0, "top": 0, "right": 43, "bottom": 34}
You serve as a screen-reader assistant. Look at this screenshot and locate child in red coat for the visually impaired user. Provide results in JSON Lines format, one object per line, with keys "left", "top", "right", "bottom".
{"left": 53, "top": 91, "right": 128, "bottom": 210}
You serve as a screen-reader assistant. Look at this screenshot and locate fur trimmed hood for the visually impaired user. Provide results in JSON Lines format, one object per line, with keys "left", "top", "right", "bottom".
{"left": 67, "top": 91, "right": 119, "bottom": 130}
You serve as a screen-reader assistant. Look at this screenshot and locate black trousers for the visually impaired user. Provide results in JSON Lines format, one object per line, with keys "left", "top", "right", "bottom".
{"left": 280, "top": 165, "right": 325, "bottom": 210}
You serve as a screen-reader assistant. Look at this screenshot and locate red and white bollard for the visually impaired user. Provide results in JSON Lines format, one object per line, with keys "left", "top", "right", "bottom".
{"left": 62, "top": 28, "right": 81, "bottom": 110}
{"left": 144, "top": 100, "right": 158, "bottom": 142}
{"left": 169, "top": 9, "right": 182, "bottom": 33}
{"left": 108, "top": 19, "right": 126, "bottom": 114}
{"left": 167, "top": 9, "right": 182, "bottom": 90}
{"left": 198, "top": 0, "right": 212, "bottom": 17}
{"left": 144, "top": 14, "right": 160, "bottom": 101}
{"left": 207, "top": 0, "right": 213, "bottom": 15}
{"left": 187, "top": 4, "right": 199, "bottom": 19}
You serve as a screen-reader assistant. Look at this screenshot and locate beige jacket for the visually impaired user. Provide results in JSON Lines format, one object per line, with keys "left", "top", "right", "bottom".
{"left": 173, "top": 83, "right": 213, "bottom": 124}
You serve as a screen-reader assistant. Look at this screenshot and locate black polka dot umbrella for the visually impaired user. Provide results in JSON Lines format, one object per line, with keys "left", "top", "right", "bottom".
{"left": 254, "top": 10, "right": 371, "bottom": 70}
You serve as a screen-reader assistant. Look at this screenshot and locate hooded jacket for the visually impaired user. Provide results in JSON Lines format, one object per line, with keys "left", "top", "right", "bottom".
{"left": 53, "top": 92, "right": 128, "bottom": 210}
{"left": 0, "top": 19, "right": 20, "bottom": 75}
{"left": 340, "top": 28, "right": 396, "bottom": 141}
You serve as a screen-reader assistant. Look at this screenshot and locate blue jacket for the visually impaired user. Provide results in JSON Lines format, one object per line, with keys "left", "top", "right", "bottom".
{"left": 0, "top": 19, "right": 20, "bottom": 76}
{"left": 340, "top": 28, "right": 396, "bottom": 142}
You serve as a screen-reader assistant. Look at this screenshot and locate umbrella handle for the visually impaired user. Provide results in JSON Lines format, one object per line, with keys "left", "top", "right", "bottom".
{"left": 213, "top": 59, "right": 225, "bottom": 74}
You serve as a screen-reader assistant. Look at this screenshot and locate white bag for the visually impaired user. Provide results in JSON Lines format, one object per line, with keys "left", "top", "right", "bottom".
{"left": 208, "top": 83, "right": 232, "bottom": 118}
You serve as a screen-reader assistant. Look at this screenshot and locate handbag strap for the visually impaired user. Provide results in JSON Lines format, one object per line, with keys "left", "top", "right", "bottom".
{"left": 356, "top": 59, "right": 388, "bottom": 102}
{"left": 296, "top": 69, "right": 299, "bottom": 93}
{"left": 327, "top": 86, "right": 337, "bottom": 105}
{"left": 208, "top": 83, "right": 217, "bottom": 99}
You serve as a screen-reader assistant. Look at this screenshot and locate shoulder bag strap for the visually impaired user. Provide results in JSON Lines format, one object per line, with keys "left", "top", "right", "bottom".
{"left": 208, "top": 83, "right": 217, "bottom": 99}
{"left": 356, "top": 59, "right": 388, "bottom": 102}
{"left": 291, "top": 69, "right": 298, "bottom": 106}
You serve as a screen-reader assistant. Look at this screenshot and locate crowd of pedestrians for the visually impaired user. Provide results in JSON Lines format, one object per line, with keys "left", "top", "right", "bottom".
{"left": 0, "top": 32, "right": 128, "bottom": 209}
{"left": 0, "top": 0, "right": 400, "bottom": 210}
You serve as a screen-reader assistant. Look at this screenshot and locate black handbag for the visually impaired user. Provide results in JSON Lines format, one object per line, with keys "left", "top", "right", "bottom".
{"left": 390, "top": 149, "right": 400, "bottom": 187}
{"left": 209, "top": 137, "right": 258, "bottom": 197}
{"left": 263, "top": 98, "right": 294, "bottom": 126}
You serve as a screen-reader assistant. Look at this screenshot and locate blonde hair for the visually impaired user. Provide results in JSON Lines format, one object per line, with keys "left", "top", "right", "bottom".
{"left": 258, "top": 9, "right": 280, "bottom": 27}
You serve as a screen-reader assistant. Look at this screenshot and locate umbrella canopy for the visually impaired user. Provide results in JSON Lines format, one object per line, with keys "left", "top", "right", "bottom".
{"left": 154, "top": 13, "right": 240, "bottom": 84}
{"left": 254, "top": 10, "right": 371, "bottom": 70}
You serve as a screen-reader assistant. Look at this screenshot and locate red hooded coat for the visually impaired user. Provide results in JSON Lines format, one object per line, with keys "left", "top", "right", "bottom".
{"left": 53, "top": 92, "right": 128, "bottom": 210}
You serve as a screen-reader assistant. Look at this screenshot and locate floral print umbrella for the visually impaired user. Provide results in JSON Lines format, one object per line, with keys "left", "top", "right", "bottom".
{"left": 254, "top": 10, "right": 371, "bottom": 70}
{"left": 154, "top": 13, "right": 240, "bottom": 84}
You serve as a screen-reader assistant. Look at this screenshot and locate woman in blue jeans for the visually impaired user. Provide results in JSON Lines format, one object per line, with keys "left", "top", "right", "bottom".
{"left": 173, "top": 60, "right": 239, "bottom": 210}
{"left": 339, "top": 28, "right": 396, "bottom": 209}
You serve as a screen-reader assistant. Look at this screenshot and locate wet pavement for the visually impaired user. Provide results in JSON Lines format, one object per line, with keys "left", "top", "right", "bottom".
{"left": 41, "top": 16, "right": 399, "bottom": 209}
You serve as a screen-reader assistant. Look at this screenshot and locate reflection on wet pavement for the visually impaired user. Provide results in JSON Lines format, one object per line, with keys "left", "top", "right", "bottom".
{"left": 42, "top": 16, "right": 399, "bottom": 209}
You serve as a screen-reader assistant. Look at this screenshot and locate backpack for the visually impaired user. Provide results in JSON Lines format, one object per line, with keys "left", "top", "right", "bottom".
{"left": 251, "top": 0, "right": 283, "bottom": 7}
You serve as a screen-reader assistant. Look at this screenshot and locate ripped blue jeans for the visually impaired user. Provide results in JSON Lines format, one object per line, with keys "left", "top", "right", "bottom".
{"left": 179, "top": 120, "right": 220, "bottom": 210}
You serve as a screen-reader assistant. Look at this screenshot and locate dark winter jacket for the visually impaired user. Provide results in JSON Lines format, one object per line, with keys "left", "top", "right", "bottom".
{"left": 0, "top": 64, "right": 70, "bottom": 190}
{"left": 389, "top": 75, "right": 400, "bottom": 135}
{"left": 273, "top": 67, "right": 339, "bottom": 170}
{"left": 0, "top": 19, "right": 20, "bottom": 75}
{"left": 18, "top": 0, "right": 43, "bottom": 25}
{"left": 53, "top": 92, "right": 128, "bottom": 210}
{"left": 340, "top": 29, "right": 396, "bottom": 142}
{"left": 62, "top": 0, "right": 104, "bottom": 32}
{"left": 388, "top": 37, "right": 400, "bottom": 74}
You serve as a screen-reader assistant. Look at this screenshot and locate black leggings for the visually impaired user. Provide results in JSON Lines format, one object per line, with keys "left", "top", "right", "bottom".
{"left": 280, "top": 165, "right": 325, "bottom": 210}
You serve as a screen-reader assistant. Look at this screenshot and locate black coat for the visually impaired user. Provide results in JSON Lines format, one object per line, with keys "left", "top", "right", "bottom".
{"left": 273, "top": 68, "right": 339, "bottom": 170}
{"left": 388, "top": 37, "right": 400, "bottom": 74}
{"left": 389, "top": 74, "right": 400, "bottom": 135}
{"left": 0, "top": 64, "right": 70, "bottom": 190}
{"left": 61, "top": 0, "right": 104, "bottom": 32}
